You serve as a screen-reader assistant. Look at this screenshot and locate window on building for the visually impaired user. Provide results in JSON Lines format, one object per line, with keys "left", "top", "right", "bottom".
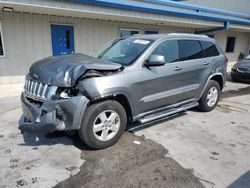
{"left": 119, "top": 29, "right": 139, "bottom": 37}
{"left": 200, "top": 41, "right": 220, "bottom": 57}
{"left": 144, "top": 30, "right": 159, "bottom": 34}
{"left": 178, "top": 40, "right": 203, "bottom": 61}
{"left": 152, "top": 40, "right": 179, "bottom": 63}
{"left": 0, "top": 27, "right": 4, "bottom": 56}
{"left": 226, "top": 36, "right": 236, "bottom": 53}
{"left": 66, "top": 30, "right": 71, "bottom": 49}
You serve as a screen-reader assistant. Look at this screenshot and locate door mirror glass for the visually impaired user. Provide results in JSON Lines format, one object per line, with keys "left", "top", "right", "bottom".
{"left": 145, "top": 54, "right": 165, "bottom": 67}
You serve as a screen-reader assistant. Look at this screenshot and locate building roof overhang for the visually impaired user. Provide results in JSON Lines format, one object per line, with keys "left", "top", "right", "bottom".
{"left": 73, "top": 0, "right": 250, "bottom": 26}
{"left": 0, "top": 0, "right": 249, "bottom": 32}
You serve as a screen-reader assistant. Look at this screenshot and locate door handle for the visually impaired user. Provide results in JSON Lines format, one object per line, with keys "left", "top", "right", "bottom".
{"left": 174, "top": 66, "right": 182, "bottom": 71}
{"left": 203, "top": 62, "right": 210, "bottom": 65}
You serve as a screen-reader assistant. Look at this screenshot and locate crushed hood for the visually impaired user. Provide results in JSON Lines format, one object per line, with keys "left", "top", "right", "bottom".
{"left": 29, "top": 54, "right": 122, "bottom": 87}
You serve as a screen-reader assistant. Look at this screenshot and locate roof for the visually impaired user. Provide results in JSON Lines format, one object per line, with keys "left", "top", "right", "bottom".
{"left": 129, "top": 33, "right": 214, "bottom": 41}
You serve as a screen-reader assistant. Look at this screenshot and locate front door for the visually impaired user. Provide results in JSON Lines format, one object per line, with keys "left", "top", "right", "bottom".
{"left": 132, "top": 40, "right": 188, "bottom": 114}
{"left": 51, "top": 24, "right": 75, "bottom": 56}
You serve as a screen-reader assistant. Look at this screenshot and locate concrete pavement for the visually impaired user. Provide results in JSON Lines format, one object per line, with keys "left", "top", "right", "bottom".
{"left": 0, "top": 80, "right": 249, "bottom": 188}
{"left": 0, "top": 96, "right": 84, "bottom": 188}
{"left": 135, "top": 80, "right": 250, "bottom": 188}
{"left": 0, "top": 85, "right": 203, "bottom": 188}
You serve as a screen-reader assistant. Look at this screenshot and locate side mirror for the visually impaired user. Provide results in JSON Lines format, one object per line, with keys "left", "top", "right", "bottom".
{"left": 145, "top": 54, "right": 165, "bottom": 67}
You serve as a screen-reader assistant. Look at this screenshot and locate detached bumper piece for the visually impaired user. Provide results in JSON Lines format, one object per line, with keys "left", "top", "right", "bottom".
{"left": 19, "top": 111, "right": 57, "bottom": 133}
{"left": 19, "top": 92, "right": 89, "bottom": 133}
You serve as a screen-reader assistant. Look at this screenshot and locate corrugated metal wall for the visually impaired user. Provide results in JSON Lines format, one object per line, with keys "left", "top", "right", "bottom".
{"left": 0, "top": 12, "right": 51, "bottom": 83}
{"left": 0, "top": 11, "right": 249, "bottom": 84}
{"left": 0, "top": 11, "right": 193, "bottom": 83}
{"left": 186, "top": 0, "right": 250, "bottom": 15}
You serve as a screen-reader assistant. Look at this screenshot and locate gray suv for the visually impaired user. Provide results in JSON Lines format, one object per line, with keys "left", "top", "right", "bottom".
{"left": 19, "top": 33, "right": 227, "bottom": 149}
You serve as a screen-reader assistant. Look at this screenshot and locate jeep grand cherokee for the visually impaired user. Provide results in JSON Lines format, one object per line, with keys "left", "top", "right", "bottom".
{"left": 19, "top": 33, "right": 227, "bottom": 149}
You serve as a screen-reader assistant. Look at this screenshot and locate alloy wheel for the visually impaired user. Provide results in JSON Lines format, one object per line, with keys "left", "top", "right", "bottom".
{"left": 93, "top": 110, "right": 121, "bottom": 141}
{"left": 207, "top": 87, "right": 219, "bottom": 107}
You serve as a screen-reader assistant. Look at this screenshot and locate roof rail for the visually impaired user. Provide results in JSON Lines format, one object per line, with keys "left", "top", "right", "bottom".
{"left": 168, "top": 33, "right": 209, "bottom": 38}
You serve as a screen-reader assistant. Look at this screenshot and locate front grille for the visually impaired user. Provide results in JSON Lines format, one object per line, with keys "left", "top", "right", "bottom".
{"left": 24, "top": 76, "right": 57, "bottom": 100}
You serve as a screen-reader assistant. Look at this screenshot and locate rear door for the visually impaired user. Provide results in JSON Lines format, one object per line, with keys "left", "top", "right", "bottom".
{"left": 200, "top": 40, "right": 221, "bottom": 83}
{"left": 176, "top": 39, "right": 212, "bottom": 101}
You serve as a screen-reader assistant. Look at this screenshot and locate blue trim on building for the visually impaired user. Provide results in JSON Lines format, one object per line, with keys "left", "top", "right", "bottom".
{"left": 195, "top": 21, "right": 229, "bottom": 34}
{"left": 73, "top": 0, "right": 250, "bottom": 26}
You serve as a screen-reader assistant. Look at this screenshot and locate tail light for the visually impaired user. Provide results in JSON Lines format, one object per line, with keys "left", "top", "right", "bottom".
{"left": 224, "top": 56, "right": 228, "bottom": 65}
{"left": 224, "top": 56, "right": 228, "bottom": 69}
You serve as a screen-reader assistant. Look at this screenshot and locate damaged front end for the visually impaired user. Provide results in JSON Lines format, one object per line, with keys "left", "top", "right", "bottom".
{"left": 19, "top": 75, "right": 89, "bottom": 133}
{"left": 19, "top": 54, "right": 123, "bottom": 134}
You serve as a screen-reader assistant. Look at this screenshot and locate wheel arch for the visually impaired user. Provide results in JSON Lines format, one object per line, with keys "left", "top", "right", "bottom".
{"left": 210, "top": 75, "right": 224, "bottom": 90}
{"left": 200, "top": 73, "right": 225, "bottom": 99}
{"left": 90, "top": 92, "right": 134, "bottom": 123}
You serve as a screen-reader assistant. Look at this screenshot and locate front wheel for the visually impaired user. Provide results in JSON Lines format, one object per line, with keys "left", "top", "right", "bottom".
{"left": 78, "top": 100, "right": 127, "bottom": 149}
{"left": 198, "top": 80, "right": 221, "bottom": 112}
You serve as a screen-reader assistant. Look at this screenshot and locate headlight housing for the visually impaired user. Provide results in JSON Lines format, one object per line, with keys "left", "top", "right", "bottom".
{"left": 53, "top": 88, "right": 79, "bottom": 100}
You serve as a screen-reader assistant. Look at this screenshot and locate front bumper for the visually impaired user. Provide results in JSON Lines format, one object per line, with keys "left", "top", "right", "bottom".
{"left": 231, "top": 69, "right": 250, "bottom": 82}
{"left": 19, "top": 92, "right": 89, "bottom": 133}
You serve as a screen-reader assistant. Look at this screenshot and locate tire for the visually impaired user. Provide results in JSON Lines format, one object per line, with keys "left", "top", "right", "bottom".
{"left": 78, "top": 100, "right": 127, "bottom": 149}
{"left": 198, "top": 80, "right": 221, "bottom": 112}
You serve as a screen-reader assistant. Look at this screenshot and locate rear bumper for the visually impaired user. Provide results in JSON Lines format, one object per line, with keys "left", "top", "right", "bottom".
{"left": 19, "top": 92, "right": 89, "bottom": 133}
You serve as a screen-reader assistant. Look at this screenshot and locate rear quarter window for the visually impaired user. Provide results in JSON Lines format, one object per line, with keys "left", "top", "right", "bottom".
{"left": 178, "top": 40, "right": 203, "bottom": 61}
{"left": 200, "top": 41, "right": 220, "bottom": 57}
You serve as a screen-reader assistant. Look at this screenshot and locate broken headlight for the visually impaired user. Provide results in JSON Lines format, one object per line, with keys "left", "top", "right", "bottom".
{"left": 53, "top": 88, "right": 79, "bottom": 100}
{"left": 60, "top": 91, "right": 70, "bottom": 99}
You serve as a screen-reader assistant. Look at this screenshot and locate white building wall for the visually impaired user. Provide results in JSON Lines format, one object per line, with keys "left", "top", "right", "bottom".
{"left": 0, "top": 11, "right": 249, "bottom": 84}
{"left": 215, "top": 31, "right": 250, "bottom": 62}
{"left": 0, "top": 12, "right": 193, "bottom": 84}
{"left": 0, "top": 12, "right": 52, "bottom": 83}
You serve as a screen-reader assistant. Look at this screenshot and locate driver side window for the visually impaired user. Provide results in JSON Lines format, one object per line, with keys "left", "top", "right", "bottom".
{"left": 152, "top": 40, "right": 179, "bottom": 63}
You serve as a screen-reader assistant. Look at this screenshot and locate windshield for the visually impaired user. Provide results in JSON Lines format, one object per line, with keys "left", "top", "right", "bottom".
{"left": 91, "top": 38, "right": 154, "bottom": 65}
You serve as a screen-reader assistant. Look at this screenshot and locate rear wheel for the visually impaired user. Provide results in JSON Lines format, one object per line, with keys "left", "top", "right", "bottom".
{"left": 78, "top": 100, "right": 127, "bottom": 149}
{"left": 198, "top": 80, "right": 221, "bottom": 112}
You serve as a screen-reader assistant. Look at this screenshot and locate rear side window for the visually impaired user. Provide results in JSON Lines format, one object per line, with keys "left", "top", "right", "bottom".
{"left": 152, "top": 40, "right": 179, "bottom": 63}
{"left": 178, "top": 40, "right": 203, "bottom": 61}
{"left": 200, "top": 41, "right": 220, "bottom": 57}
